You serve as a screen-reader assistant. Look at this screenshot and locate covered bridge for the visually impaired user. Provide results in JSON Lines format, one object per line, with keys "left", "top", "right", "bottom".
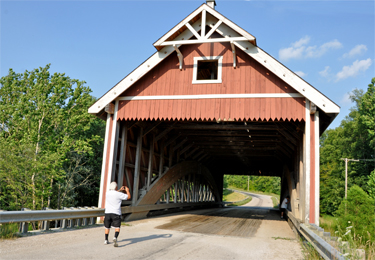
{"left": 88, "top": 0, "right": 340, "bottom": 224}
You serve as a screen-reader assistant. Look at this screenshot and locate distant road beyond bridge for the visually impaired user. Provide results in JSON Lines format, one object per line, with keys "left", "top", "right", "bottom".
{"left": 1, "top": 194, "right": 303, "bottom": 260}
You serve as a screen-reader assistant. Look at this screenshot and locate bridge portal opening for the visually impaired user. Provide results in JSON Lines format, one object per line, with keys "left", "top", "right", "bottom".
{"left": 223, "top": 175, "right": 281, "bottom": 196}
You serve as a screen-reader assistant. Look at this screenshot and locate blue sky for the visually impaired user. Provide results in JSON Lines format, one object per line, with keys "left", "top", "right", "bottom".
{"left": 1, "top": 0, "right": 374, "bottom": 129}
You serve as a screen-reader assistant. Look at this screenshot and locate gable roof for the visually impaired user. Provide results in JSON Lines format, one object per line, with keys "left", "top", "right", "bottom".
{"left": 88, "top": 3, "right": 340, "bottom": 117}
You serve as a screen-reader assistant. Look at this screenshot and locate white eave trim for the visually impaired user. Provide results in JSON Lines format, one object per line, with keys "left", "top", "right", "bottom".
{"left": 118, "top": 93, "right": 304, "bottom": 101}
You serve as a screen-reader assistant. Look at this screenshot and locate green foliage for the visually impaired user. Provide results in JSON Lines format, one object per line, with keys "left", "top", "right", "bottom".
{"left": 368, "top": 170, "right": 375, "bottom": 200}
{"left": 0, "top": 65, "right": 105, "bottom": 211}
{"left": 320, "top": 78, "right": 375, "bottom": 215}
{"left": 335, "top": 185, "right": 375, "bottom": 242}
{"left": 224, "top": 175, "right": 280, "bottom": 195}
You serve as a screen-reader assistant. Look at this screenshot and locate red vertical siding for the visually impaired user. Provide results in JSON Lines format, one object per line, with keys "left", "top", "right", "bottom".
{"left": 117, "top": 42, "right": 305, "bottom": 122}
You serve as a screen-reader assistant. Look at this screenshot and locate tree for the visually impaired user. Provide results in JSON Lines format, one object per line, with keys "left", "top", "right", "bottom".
{"left": 0, "top": 65, "right": 105, "bottom": 211}
{"left": 320, "top": 78, "right": 375, "bottom": 215}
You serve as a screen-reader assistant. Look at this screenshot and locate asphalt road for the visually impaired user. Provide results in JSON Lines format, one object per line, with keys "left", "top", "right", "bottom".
{"left": 1, "top": 194, "right": 302, "bottom": 260}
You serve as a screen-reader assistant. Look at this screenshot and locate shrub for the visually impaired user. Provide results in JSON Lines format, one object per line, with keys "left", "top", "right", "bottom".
{"left": 335, "top": 185, "right": 375, "bottom": 242}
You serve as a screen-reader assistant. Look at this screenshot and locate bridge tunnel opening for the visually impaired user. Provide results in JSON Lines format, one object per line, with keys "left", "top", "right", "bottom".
{"left": 105, "top": 118, "right": 306, "bottom": 221}
{"left": 223, "top": 175, "right": 281, "bottom": 200}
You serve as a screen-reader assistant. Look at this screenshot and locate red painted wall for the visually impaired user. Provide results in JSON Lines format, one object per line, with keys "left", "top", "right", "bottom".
{"left": 117, "top": 42, "right": 305, "bottom": 122}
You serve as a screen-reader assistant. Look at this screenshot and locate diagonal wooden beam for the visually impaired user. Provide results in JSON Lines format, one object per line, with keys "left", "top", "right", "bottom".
{"left": 185, "top": 22, "right": 201, "bottom": 40}
{"left": 173, "top": 138, "right": 188, "bottom": 152}
{"left": 143, "top": 122, "right": 162, "bottom": 137}
{"left": 204, "top": 20, "right": 222, "bottom": 39}
{"left": 185, "top": 147, "right": 199, "bottom": 158}
{"left": 179, "top": 143, "right": 194, "bottom": 155}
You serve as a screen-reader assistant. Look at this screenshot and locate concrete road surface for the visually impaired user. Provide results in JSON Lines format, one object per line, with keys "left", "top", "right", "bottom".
{"left": 1, "top": 194, "right": 303, "bottom": 260}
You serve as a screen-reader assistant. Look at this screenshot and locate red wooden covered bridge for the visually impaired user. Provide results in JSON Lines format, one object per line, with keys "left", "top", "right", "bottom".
{"left": 88, "top": 0, "right": 340, "bottom": 224}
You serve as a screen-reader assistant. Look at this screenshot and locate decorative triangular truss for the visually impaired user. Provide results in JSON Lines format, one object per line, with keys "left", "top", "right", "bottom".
{"left": 154, "top": 4, "right": 256, "bottom": 48}
{"left": 153, "top": 4, "right": 256, "bottom": 69}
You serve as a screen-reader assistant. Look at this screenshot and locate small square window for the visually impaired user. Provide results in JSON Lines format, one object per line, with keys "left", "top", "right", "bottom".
{"left": 192, "top": 56, "right": 223, "bottom": 84}
{"left": 197, "top": 60, "right": 218, "bottom": 80}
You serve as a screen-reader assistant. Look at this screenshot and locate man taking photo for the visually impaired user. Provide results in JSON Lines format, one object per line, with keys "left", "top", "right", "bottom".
{"left": 104, "top": 182, "right": 131, "bottom": 247}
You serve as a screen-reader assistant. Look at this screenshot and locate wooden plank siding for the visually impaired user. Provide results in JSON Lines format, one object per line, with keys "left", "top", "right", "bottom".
{"left": 117, "top": 42, "right": 305, "bottom": 122}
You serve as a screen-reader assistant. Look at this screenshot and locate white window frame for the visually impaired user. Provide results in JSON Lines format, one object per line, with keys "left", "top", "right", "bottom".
{"left": 192, "top": 56, "right": 223, "bottom": 84}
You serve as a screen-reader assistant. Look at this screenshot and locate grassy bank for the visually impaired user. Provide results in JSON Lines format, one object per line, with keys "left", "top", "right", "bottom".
{"left": 223, "top": 189, "right": 252, "bottom": 206}
{"left": 227, "top": 186, "right": 280, "bottom": 208}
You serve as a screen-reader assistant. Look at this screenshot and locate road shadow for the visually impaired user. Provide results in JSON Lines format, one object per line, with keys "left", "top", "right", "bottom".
{"left": 118, "top": 234, "right": 172, "bottom": 247}
{"left": 155, "top": 207, "right": 289, "bottom": 238}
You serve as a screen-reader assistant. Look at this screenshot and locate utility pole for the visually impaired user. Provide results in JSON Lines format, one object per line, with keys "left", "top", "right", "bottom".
{"left": 247, "top": 176, "right": 249, "bottom": 191}
{"left": 340, "top": 158, "right": 359, "bottom": 199}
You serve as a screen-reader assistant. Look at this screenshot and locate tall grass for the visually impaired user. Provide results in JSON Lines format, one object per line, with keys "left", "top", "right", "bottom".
{"left": 320, "top": 215, "right": 375, "bottom": 259}
{"left": 0, "top": 223, "right": 20, "bottom": 239}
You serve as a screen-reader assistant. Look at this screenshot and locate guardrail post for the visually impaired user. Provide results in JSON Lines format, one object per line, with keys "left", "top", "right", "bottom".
{"left": 42, "top": 207, "right": 53, "bottom": 231}
{"left": 69, "top": 207, "right": 76, "bottom": 228}
{"left": 20, "top": 208, "right": 31, "bottom": 234}
{"left": 61, "top": 207, "right": 70, "bottom": 229}
{"left": 83, "top": 207, "right": 89, "bottom": 226}
{"left": 90, "top": 206, "right": 97, "bottom": 225}
{"left": 76, "top": 207, "right": 82, "bottom": 227}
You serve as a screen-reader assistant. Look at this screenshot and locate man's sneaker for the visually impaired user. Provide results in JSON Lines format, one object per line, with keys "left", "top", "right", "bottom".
{"left": 104, "top": 240, "right": 109, "bottom": 245}
{"left": 113, "top": 238, "right": 118, "bottom": 247}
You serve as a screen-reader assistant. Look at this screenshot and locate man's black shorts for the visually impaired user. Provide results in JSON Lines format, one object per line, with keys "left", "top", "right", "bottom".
{"left": 104, "top": 213, "right": 121, "bottom": 228}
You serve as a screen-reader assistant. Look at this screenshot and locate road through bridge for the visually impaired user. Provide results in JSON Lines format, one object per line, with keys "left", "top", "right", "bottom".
{"left": 1, "top": 194, "right": 303, "bottom": 260}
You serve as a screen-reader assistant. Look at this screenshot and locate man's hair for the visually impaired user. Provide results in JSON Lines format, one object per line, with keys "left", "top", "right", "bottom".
{"left": 109, "top": 182, "right": 117, "bottom": 190}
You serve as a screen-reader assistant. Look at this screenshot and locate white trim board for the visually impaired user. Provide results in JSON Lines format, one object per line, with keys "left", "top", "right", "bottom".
{"left": 118, "top": 93, "right": 304, "bottom": 101}
{"left": 192, "top": 56, "right": 223, "bottom": 84}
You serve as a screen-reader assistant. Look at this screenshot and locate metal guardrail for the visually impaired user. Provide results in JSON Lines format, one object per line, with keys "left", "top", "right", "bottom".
{"left": 284, "top": 211, "right": 364, "bottom": 260}
{"left": 0, "top": 208, "right": 104, "bottom": 224}
{"left": 299, "top": 223, "right": 346, "bottom": 260}
{"left": 0, "top": 202, "right": 221, "bottom": 224}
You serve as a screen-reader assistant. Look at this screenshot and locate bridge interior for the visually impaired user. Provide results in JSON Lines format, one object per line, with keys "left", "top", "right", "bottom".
{"left": 119, "top": 119, "right": 304, "bottom": 177}
{"left": 105, "top": 118, "right": 311, "bottom": 221}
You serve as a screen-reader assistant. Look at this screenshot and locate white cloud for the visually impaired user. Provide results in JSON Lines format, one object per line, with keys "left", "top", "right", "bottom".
{"left": 292, "top": 36, "right": 310, "bottom": 48}
{"left": 319, "top": 66, "right": 331, "bottom": 78}
{"left": 342, "top": 44, "right": 367, "bottom": 58}
{"left": 305, "top": 40, "right": 342, "bottom": 58}
{"left": 294, "top": 71, "right": 306, "bottom": 77}
{"left": 279, "top": 37, "right": 342, "bottom": 62}
{"left": 340, "top": 92, "right": 352, "bottom": 106}
{"left": 335, "top": 58, "right": 372, "bottom": 81}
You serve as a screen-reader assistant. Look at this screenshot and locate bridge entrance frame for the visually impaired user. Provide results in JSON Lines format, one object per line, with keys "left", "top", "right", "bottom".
{"left": 88, "top": 1, "right": 340, "bottom": 225}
